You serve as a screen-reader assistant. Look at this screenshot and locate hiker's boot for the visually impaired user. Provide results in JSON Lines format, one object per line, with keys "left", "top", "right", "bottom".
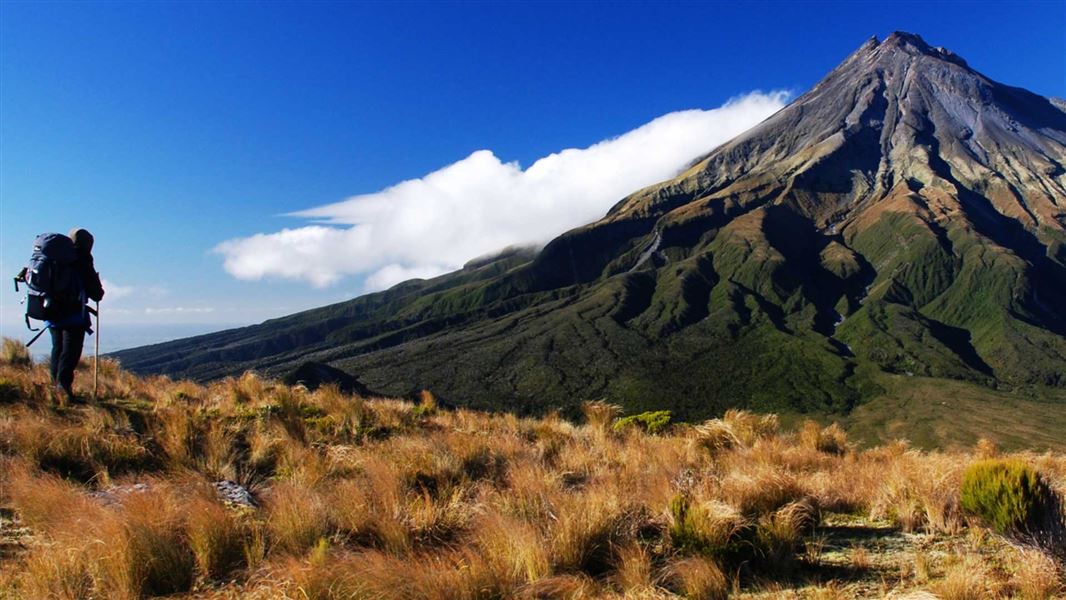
{"left": 59, "top": 384, "right": 82, "bottom": 405}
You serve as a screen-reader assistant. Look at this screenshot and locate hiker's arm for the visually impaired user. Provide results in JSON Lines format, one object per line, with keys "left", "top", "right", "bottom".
{"left": 86, "top": 271, "right": 104, "bottom": 302}
{"left": 81, "top": 257, "right": 105, "bottom": 302}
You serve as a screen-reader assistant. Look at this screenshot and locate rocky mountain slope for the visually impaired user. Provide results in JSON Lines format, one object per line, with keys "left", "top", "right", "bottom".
{"left": 113, "top": 33, "right": 1066, "bottom": 418}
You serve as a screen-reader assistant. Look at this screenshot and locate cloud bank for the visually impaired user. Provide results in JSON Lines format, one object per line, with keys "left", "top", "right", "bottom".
{"left": 215, "top": 92, "right": 788, "bottom": 290}
{"left": 100, "top": 279, "right": 134, "bottom": 301}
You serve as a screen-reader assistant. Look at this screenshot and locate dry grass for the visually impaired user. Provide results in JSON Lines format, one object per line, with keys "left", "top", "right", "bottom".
{"left": 0, "top": 339, "right": 31, "bottom": 368}
{"left": 0, "top": 338, "right": 1062, "bottom": 598}
{"left": 930, "top": 554, "right": 1001, "bottom": 599}
{"left": 663, "top": 557, "right": 729, "bottom": 600}
{"left": 1009, "top": 548, "right": 1063, "bottom": 599}
{"left": 798, "top": 420, "right": 850, "bottom": 455}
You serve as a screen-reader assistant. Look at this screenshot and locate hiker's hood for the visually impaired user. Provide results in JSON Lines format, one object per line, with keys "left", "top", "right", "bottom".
{"left": 69, "top": 228, "right": 94, "bottom": 254}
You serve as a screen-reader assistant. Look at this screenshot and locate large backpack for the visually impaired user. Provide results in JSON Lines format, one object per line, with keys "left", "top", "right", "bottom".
{"left": 18, "top": 233, "right": 85, "bottom": 327}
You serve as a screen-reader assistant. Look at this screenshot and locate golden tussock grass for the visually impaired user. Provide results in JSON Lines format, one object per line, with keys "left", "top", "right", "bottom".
{"left": 662, "top": 557, "right": 730, "bottom": 600}
{"left": 930, "top": 554, "right": 1002, "bottom": 600}
{"left": 1008, "top": 547, "right": 1063, "bottom": 599}
{"left": 0, "top": 337, "right": 1062, "bottom": 598}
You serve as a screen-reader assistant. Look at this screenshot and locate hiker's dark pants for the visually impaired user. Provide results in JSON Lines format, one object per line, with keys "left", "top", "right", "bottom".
{"left": 50, "top": 326, "right": 86, "bottom": 394}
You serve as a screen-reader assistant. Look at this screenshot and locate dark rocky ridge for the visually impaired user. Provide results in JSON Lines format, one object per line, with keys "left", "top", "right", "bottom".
{"left": 113, "top": 33, "right": 1066, "bottom": 419}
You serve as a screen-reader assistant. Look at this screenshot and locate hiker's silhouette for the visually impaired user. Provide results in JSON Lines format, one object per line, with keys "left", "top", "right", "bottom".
{"left": 48, "top": 229, "right": 105, "bottom": 402}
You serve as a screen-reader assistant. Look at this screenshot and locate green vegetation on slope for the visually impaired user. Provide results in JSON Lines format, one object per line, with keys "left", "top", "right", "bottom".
{"left": 109, "top": 34, "right": 1066, "bottom": 421}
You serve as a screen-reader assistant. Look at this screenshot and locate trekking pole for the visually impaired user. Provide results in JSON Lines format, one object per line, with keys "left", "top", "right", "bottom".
{"left": 25, "top": 325, "right": 50, "bottom": 347}
{"left": 94, "top": 301, "right": 100, "bottom": 401}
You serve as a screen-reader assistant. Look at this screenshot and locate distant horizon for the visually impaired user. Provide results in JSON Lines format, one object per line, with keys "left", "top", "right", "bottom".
{"left": 3, "top": 1, "right": 1064, "bottom": 337}
{"left": 22, "top": 322, "right": 246, "bottom": 360}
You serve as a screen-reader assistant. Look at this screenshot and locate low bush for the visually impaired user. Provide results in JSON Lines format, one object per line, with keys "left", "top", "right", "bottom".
{"left": 613, "top": 410, "right": 672, "bottom": 435}
{"left": 960, "top": 460, "right": 1060, "bottom": 537}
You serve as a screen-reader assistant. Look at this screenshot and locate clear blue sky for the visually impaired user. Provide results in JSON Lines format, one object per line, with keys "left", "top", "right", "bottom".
{"left": 2, "top": 1, "right": 1064, "bottom": 347}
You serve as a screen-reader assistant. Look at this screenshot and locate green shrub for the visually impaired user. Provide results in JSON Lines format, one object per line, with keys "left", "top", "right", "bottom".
{"left": 613, "top": 410, "right": 672, "bottom": 435}
{"left": 960, "top": 460, "right": 1058, "bottom": 535}
{"left": 669, "top": 495, "right": 697, "bottom": 551}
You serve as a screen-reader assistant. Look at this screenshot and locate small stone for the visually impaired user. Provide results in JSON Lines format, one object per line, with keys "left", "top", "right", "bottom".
{"left": 89, "top": 483, "right": 150, "bottom": 506}
{"left": 213, "top": 480, "right": 256, "bottom": 508}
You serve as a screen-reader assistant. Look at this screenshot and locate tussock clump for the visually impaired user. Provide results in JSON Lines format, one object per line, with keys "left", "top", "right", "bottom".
{"left": 475, "top": 513, "right": 550, "bottom": 586}
{"left": 404, "top": 488, "right": 474, "bottom": 547}
{"left": 668, "top": 494, "right": 746, "bottom": 558}
{"left": 930, "top": 554, "right": 1002, "bottom": 599}
{"left": 186, "top": 487, "right": 252, "bottom": 580}
{"left": 719, "top": 464, "right": 805, "bottom": 517}
{"left": 456, "top": 442, "right": 508, "bottom": 484}
{"left": 662, "top": 557, "right": 729, "bottom": 600}
{"left": 0, "top": 338, "right": 32, "bottom": 367}
{"left": 723, "top": 409, "right": 779, "bottom": 447}
{"left": 226, "top": 371, "right": 265, "bottom": 405}
{"left": 516, "top": 573, "right": 597, "bottom": 599}
{"left": 264, "top": 481, "right": 331, "bottom": 554}
{"left": 273, "top": 547, "right": 501, "bottom": 600}
{"left": 549, "top": 491, "right": 632, "bottom": 575}
{"left": 692, "top": 419, "right": 741, "bottom": 453}
{"left": 5, "top": 460, "right": 98, "bottom": 532}
{"left": 1008, "top": 547, "right": 1063, "bottom": 599}
{"left": 610, "top": 542, "right": 655, "bottom": 592}
{"left": 115, "top": 486, "right": 198, "bottom": 596}
{"left": 498, "top": 462, "right": 560, "bottom": 521}
{"left": 974, "top": 437, "right": 1000, "bottom": 460}
{"left": 798, "top": 420, "right": 849, "bottom": 455}
{"left": 691, "top": 409, "right": 778, "bottom": 454}
{"left": 9, "top": 470, "right": 197, "bottom": 598}
{"left": 581, "top": 399, "right": 622, "bottom": 433}
{"left": 870, "top": 452, "right": 964, "bottom": 533}
{"left": 755, "top": 498, "right": 819, "bottom": 569}
{"left": 2, "top": 411, "right": 151, "bottom": 481}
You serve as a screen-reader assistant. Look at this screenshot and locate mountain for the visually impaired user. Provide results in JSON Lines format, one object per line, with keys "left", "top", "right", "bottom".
{"left": 113, "top": 33, "right": 1066, "bottom": 419}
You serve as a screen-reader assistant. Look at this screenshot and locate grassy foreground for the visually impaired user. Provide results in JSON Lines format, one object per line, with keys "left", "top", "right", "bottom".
{"left": 0, "top": 339, "right": 1063, "bottom": 599}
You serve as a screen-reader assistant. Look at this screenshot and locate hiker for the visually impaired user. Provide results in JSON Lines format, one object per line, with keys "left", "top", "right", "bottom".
{"left": 49, "top": 228, "right": 105, "bottom": 402}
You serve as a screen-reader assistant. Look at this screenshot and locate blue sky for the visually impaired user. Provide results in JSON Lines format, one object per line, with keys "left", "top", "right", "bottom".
{"left": 2, "top": 1, "right": 1064, "bottom": 348}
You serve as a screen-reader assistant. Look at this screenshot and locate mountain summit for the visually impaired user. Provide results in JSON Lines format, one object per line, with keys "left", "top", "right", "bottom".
{"left": 114, "top": 33, "right": 1066, "bottom": 417}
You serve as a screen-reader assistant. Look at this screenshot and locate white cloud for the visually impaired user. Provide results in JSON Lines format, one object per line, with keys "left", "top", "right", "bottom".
{"left": 364, "top": 264, "right": 456, "bottom": 291}
{"left": 101, "top": 279, "right": 134, "bottom": 301}
{"left": 144, "top": 307, "right": 215, "bottom": 315}
{"left": 215, "top": 92, "right": 788, "bottom": 290}
{"left": 96, "top": 280, "right": 167, "bottom": 306}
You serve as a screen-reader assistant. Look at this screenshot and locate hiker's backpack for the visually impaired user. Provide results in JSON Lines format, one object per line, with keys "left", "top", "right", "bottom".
{"left": 17, "top": 233, "right": 84, "bottom": 327}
